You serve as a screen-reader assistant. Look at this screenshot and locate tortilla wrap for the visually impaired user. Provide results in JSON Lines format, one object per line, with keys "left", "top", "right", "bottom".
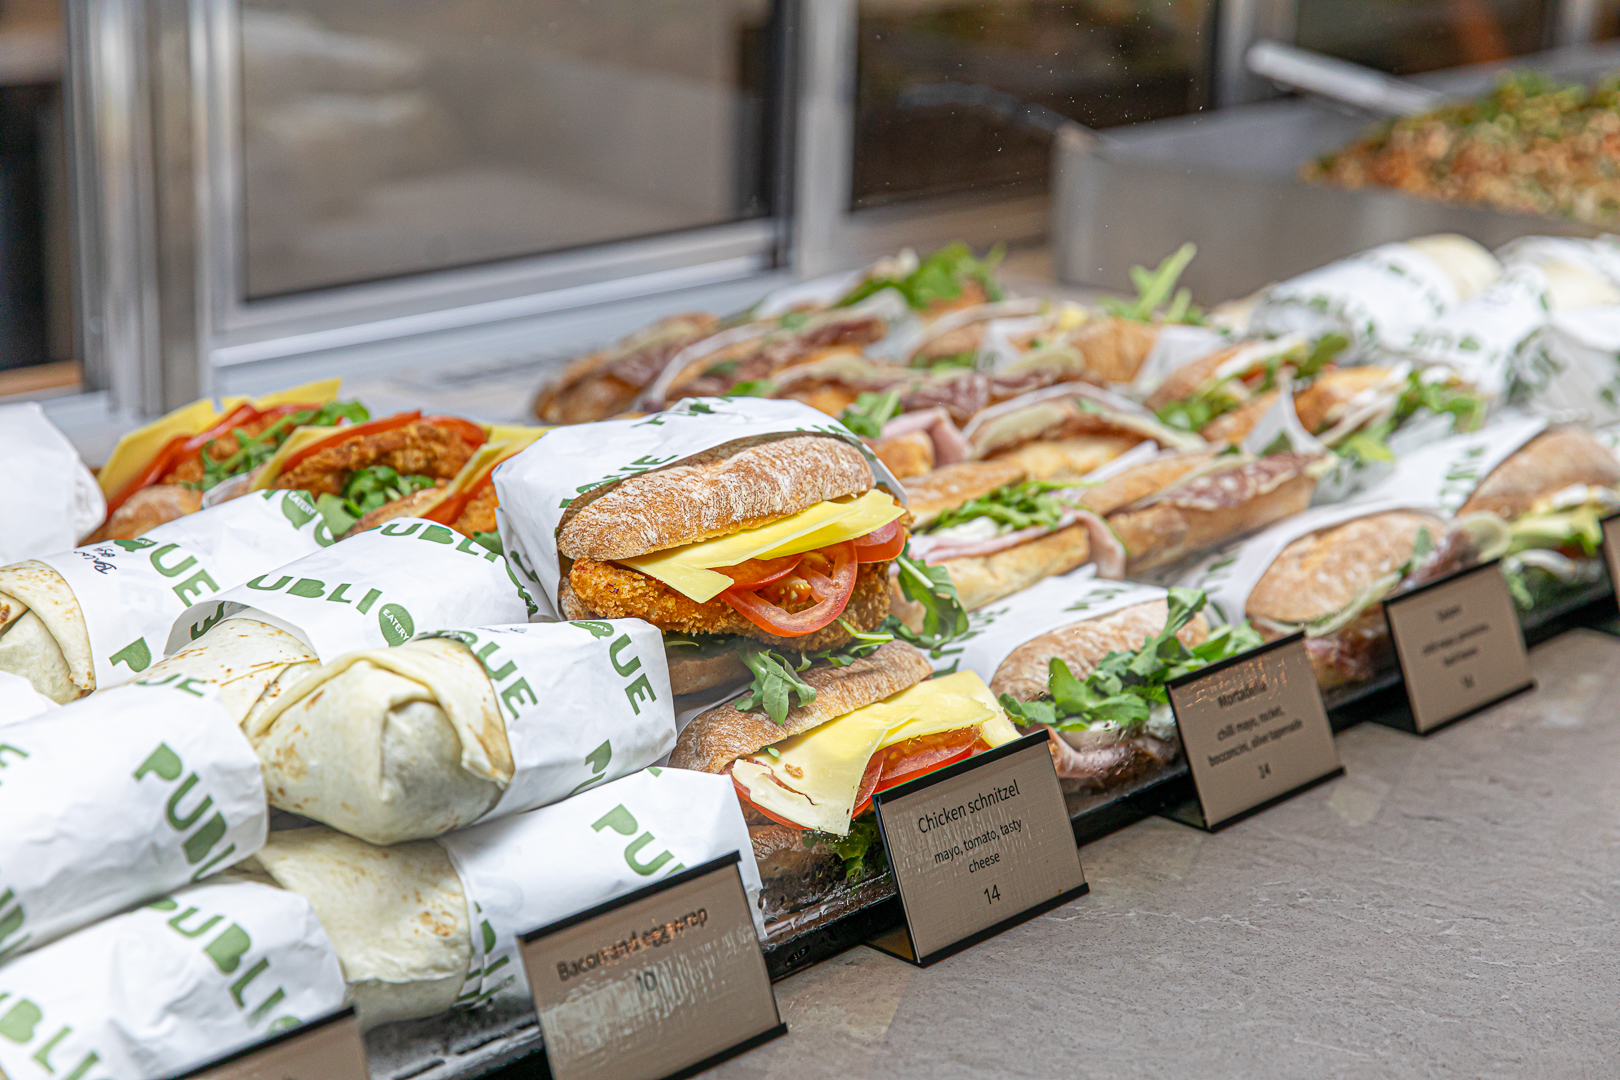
{"left": 246, "top": 827, "right": 470, "bottom": 1030}
{"left": 0, "top": 561, "right": 93, "bottom": 702}
{"left": 140, "top": 616, "right": 318, "bottom": 733}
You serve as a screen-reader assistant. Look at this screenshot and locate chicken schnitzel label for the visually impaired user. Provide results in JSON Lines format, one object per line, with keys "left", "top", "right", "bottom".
{"left": 415, "top": 619, "right": 676, "bottom": 820}
{"left": 1362, "top": 414, "right": 1546, "bottom": 516}
{"left": 491, "top": 398, "right": 904, "bottom": 617}
{"left": 935, "top": 567, "right": 1165, "bottom": 683}
{"left": 439, "top": 767, "right": 761, "bottom": 1006}
{"left": 165, "top": 518, "right": 533, "bottom": 660}
{"left": 43, "top": 490, "right": 333, "bottom": 690}
{"left": 1177, "top": 497, "right": 1442, "bottom": 628}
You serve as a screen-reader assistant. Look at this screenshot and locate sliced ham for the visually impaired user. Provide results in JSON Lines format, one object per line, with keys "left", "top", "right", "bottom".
{"left": 880, "top": 406, "right": 970, "bottom": 466}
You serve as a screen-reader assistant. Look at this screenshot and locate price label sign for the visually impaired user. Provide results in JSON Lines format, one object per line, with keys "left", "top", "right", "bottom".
{"left": 518, "top": 852, "right": 784, "bottom": 1080}
{"left": 867, "top": 731, "right": 1088, "bottom": 967}
{"left": 1167, "top": 632, "right": 1342, "bottom": 831}
{"left": 1383, "top": 559, "right": 1534, "bottom": 735}
{"left": 168, "top": 1007, "right": 368, "bottom": 1080}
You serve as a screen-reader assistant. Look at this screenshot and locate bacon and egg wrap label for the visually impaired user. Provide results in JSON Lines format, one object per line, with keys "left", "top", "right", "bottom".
{"left": 1362, "top": 414, "right": 1548, "bottom": 515}
{"left": 493, "top": 397, "right": 905, "bottom": 618}
{"left": 0, "top": 403, "right": 104, "bottom": 565}
{"left": 0, "top": 681, "right": 264, "bottom": 963}
{"left": 933, "top": 565, "right": 1168, "bottom": 680}
{"left": 0, "top": 879, "right": 345, "bottom": 1080}
{"left": 414, "top": 620, "right": 677, "bottom": 820}
{"left": 1178, "top": 497, "right": 1441, "bottom": 627}
{"left": 439, "top": 767, "right": 760, "bottom": 1008}
{"left": 31, "top": 489, "right": 333, "bottom": 691}
{"left": 1249, "top": 241, "right": 1468, "bottom": 359}
{"left": 0, "top": 672, "right": 53, "bottom": 726}
{"left": 166, "top": 517, "right": 536, "bottom": 660}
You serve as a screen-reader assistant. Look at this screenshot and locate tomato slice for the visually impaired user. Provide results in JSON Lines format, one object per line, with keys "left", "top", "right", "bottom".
{"left": 719, "top": 540, "right": 858, "bottom": 637}
{"left": 853, "top": 519, "right": 906, "bottom": 562}
{"left": 423, "top": 414, "right": 489, "bottom": 449}
{"left": 852, "top": 730, "right": 988, "bottom": 818}
{"left": 423, "top": 473, "right": 493, "bottom": 527}
{"left": 717, "top": 552, "right": 804, "bottom": 587}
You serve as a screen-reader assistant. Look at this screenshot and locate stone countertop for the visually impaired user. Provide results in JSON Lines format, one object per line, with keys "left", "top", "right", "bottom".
{"left": 711, "top": 628, "right": 1620, "bottom": 1079}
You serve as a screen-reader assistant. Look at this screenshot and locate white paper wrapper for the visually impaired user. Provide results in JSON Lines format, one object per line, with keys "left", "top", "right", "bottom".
{"left": 35, "top": 489, "right": 334, "bottom": 690}
{"left": 414, "top": 620, "right": 677, "bottom": 820}
{"left": 1391, "top": 264, "right": 1551, "bottom": 398}
{"left": 493, "top": 397, "right": 905, "bottom": 618}
{"left": 0, "top": 681, "right": 265, "bottom": 962}
{"left": 1128, "top": 324, "right": 1230, "bottom": 396}
{"left": 167, "top": 517, "right": 536, "bottom": 658}
{"left": 1497, "top": 235, "right": 1620, "bottom": 293}
{"left": 0, "top": 879, "right": 345, "bottom": 1080}
{"left": 1362, "top": 414, "right": 1547, "bottom": 515}
{"left": 0, "top": 403, "right": 103, "bottom": 564}
{"left": 1514, "top": 307, "right": 1620, "bottom": 427}
{"left": 932, "top": 565, "right": 1168, "bottom": 681}
{"left": 0, "top": 672, "right": 53, "bottom": 727}
{"left": 1249, "top": 241, "right": 1468, "bottom": 359}
{"left": 439, "top": 767, "right": 759, "bottom": 1007}
{"left": 1177, "top": 496, "right": 1439, "bottom": 625}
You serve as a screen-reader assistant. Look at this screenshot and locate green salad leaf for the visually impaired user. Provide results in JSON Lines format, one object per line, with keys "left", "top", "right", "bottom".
{"left": 189, "top": 399, "right": 369, "bottom": 492}
{"left": 1100, "top": 243, "right": 1203, "bottom": 324}
{"left": 998, "top": 588, "right": 1262, "bottom": 732}
{"left": 838, "top": 389, "right": 902, "bottom": 439}
{"left": 1153, "top": 333, "right": 1348, "bottom": 434}
{"left": 1337, "top": 370, "right": 1488, "bottom": 465}
{"left": 725, "top": 379, "right": 777, "bottom": 398}
{"left": 728, "top": 623, "right": 898, "bottom": 727}
{"left": 805, "top": 819, "right": 887, "bottom": 881}
{"left": 314, "top": 464, "right": 437, "bottom": 537}
{"left": 837, "top": 242, "right": 1005, "bottom": 311}
{"left": 922, "top": 478, "right": 1084, "bottom": 534}
{"left": 885, "top": 549, "right": 970, "bottom": 654}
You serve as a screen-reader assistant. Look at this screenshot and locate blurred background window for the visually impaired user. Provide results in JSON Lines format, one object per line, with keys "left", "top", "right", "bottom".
{"left": 239, "top": 0, "right": 778, "bottom": 299}
{"left": 851, "top": 0, "right": 1215, "bottom": 211}
{"left": 1295, "top": 0, "right": 1555, "bottom": 75}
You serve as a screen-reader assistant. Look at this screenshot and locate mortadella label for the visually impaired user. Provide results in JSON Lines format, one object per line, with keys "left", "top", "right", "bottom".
{"left": 439, "top": 767, "right": 760, "bottom": 1010}
{"left": 43, "top": 489, "right": 334, "bottom": 689}
{"left": 418, "top": 620, "right": 677, "bottom": 819}
{"left": 0, "top": 681, "right": 264, "bottom": 962}
{"left": 0, "top": 880, "right": 346, "bottom": 1080}
{"left": 492, "top": 397, "right": 905, "bottom": 618}
{"left": 167, "top": 518, "right": 536, "bottom": 659}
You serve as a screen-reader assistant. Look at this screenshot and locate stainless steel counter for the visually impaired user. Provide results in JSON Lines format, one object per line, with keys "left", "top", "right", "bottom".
{"left": 710, "top": 628, "right": 1620, "bottom": 1079}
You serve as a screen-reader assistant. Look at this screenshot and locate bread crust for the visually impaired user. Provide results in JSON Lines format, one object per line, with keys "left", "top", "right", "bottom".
{"left": 668, "top": 647, "right": 749, "bottom": 696}
{"left": 558, "top": 435, "right": 874, "bottom": 561}
{"left": 941, "top": 524, "right": 1093, "bottom": 612}
{"left": 86, "top": 484, "right": 202, "bottom": 543}
{"left": 1072, "top": 317, "right": 1160, "bottom": 383}
{"left": 671, "top": 641, "right": 934, "bottom": 772}
{"left": 1145, "top": 343, "right": 1246, "bottom": 409}
{"left": 1247, "top": 511, "right": 1442, "bottom": 624}
{"left": 904, "top": 459, "right": 1027, "bottom": 528}
{"left": 1077, "top": 450, "right": 1218, "bottom": 516}
{"left": 1112, "top": 458, "right": 1320, "bottom": 573}
{"left": 1458, "top": 427, "right": 1620, "bottom": 520}
{"left": 870, "top": 429, "right": 935, "bottom": 479}
{"left": 985, "top": 435, "right": 1141, "bottom": 483}
{"left": 990, "top": 600, "right": 1209, "bottom": 702}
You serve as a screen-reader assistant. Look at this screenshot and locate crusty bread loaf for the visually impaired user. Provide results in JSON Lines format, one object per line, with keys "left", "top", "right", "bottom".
{"left": 559, "top": 435, "right": 873, "bottom": 561}
{"left": 1292, "top": 366, "right": 1396, "bottom": 433}
{"left": 1145, "top": 344, "right": 1245, "bottom": 410}
{"left": 871, "top": 429, "right": 935, "bottom": 479}
{"left": 1077, "top": 449, "right": 1217, "bottom": 516}
{"left": 941, "top": 525, "right": 1093, "bottom": 612}
{"left": 1200, "top": 392, "right": 1278, "bottom": 444}
{"left": 1247, "top": 511, "right": 1442, "bottom": 625}
{"left": 670, "top": 641, "right": 933, "bottom": 772}
{"left": 991, "top": 600, "right": 1209, "bottom": 702}
{"left": 1071, "top": 317, "right": 1160, "bottom": 384}
{"left": 1458, "top": 427, "right": 1620, "bottom": 521}
{"left": 904, "top": 459, "right": 1027, "bottom": 528}
{"left": 986, "top": 435, "right": 1141, "bottom": 483}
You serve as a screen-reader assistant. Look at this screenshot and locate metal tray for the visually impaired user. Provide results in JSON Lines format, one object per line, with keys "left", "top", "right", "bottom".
{"left": 1052, "top": 43, "right": 1620, "bottom": 303}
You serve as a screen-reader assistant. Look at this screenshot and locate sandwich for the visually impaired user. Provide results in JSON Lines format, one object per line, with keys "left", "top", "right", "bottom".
{"left": 497, "top": 402, "right": 933, "bottom": 699}
{"left": 669, "top": 640, "right": 1018, "bottom": 925}
{"left": 0, "top": 402, "right": 104, "bottom": 562}
{"left": 533, "top": 312, "right": 722, "bottom": 425}
{"left": 88, "top": 379, "right": 359, "bottom": 541}
{"left": 1057, "top": 241, "right": 1209, "bottom": 384}
{"left": 1181, "top": 499, "right": 1484, "bottom": 691}
{"left": 836, "top": 393, "right": 969, "bottom": 479}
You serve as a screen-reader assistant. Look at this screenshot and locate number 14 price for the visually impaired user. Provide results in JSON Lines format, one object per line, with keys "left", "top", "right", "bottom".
{"left": 983, "top": 884, "right": 1000, "bottom": 905}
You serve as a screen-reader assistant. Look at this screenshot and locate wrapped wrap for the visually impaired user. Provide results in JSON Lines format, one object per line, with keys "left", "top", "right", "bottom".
{"left": 0, "top": 879, "right": 345, "bottom": 1080}
{"left": 0, "top": 403, "right": 103, "bottom": 564}
{"left": 0, "top": 672, "right": 52, "bottom": 726}
{"left": 0, "top": 489, "right": 334, "bottom": 702}
{"left": 248, "top": 767, "right": 757, "bottom": 1029}
{"left": 1515, "top": 306, "right": 1620, "bottom": 427}
{"left": 1391, "top": 264, "right": 1552, "bottom": 398}
{"left": 0, "top": 681, "right": 265, "bottom": 962}
{"left": 249, "top": 620, "right": 677, "bottom": 843}
{"left": 141, "top": 615, "right": 319, "bottom": 733}
{"left": 493, "top": 397, "right": 904, "bottom": 619}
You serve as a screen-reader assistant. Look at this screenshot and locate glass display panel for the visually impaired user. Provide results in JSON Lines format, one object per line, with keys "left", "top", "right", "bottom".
{"left": 1295, "top": 0, "right": 1553, "bottom": 76}
{"left": 240, "top": 0, "right": 776, "bottom": 299}
{"left": 852, "top": 0, "right": 1214, "bottom": 211}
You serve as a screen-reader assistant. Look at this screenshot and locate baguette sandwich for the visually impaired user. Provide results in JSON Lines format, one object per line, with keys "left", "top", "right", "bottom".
{"left": 533, "top": 312, "right": 721, "bottom": 424}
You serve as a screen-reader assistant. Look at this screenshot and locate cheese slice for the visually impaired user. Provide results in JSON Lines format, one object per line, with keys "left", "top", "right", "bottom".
{"left": 97, "top": 398, "right": 226, "bottom": 498}
{"left": 731, "top": 671, "right": 1020, "bottom": 836}
{"left": 441, "top": 428, "right": 547, "bottom": 501}
{"left": 621, "top": 489, "right": 906, "bottom": 603}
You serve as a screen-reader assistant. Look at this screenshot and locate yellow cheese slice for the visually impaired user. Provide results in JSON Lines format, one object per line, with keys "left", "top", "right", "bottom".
{"left": 621, "top": 489, "right": 905, "bottom": 603}
{"left": 97, "top": 398, "right": 226, "bottom": 498}
{"left": 252, "top": 378, "right": 342, "bottom": 410}
{"left": 731, "top": 671, "right": 1019, "bottom": 835}
{"left": 444, "top": 427, "right": 547, "bottom": 497}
